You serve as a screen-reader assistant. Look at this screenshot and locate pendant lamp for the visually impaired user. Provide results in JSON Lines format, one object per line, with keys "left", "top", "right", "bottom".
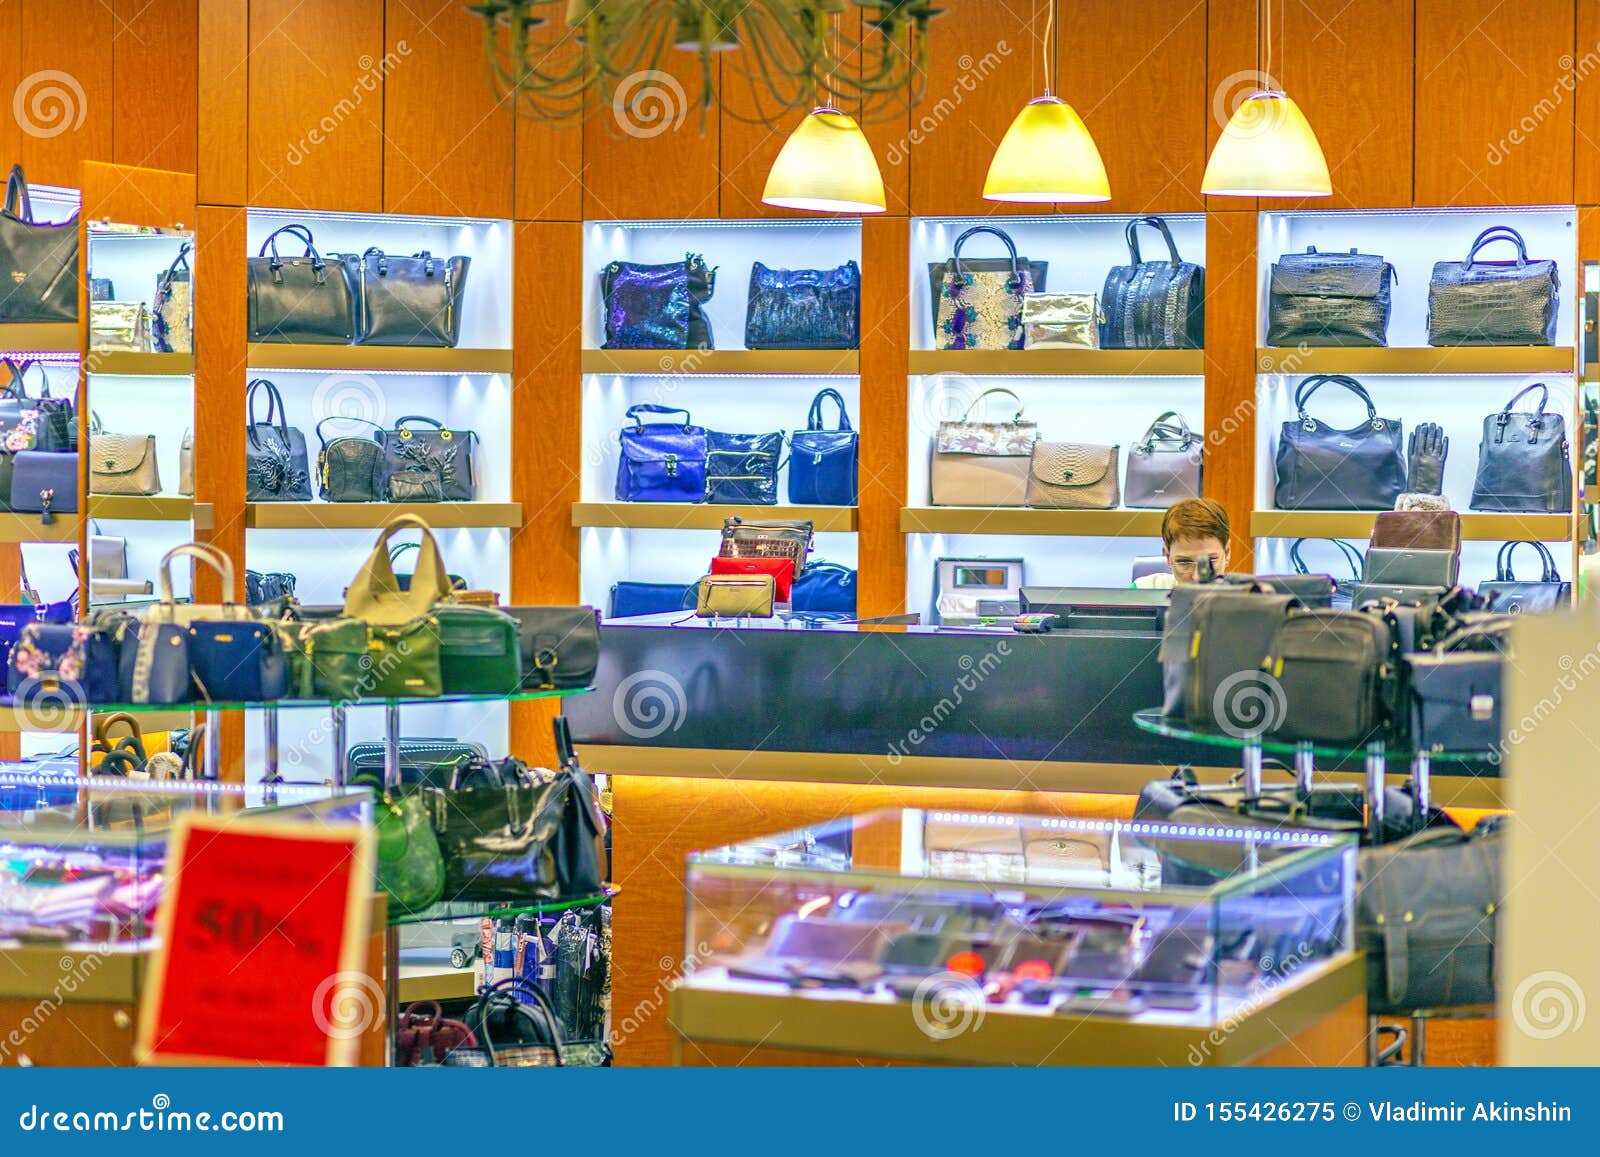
{"left": 983, "top": 0, "right": 1110, "bottom": 203}
{"left": 762, "top": 107, "right": 887, "bottom": 213}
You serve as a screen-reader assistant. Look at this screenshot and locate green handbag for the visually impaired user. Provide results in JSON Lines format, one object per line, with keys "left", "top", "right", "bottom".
{"left": 375, "top": 793, "right": 445, "bottom": 915}
{"left": 436, "top": 605, "right": 521, "bottom": 695}
{"left": 366, "top": 616, "right": 442, "bottom": 698}
{"left": 297, "top": 616, "right": 372, "bottom": 700}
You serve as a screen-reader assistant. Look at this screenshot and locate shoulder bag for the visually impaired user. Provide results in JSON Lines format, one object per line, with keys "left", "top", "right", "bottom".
{"left": 1478, "top": 540, "right": 1570, "bottom": 613}
{"left": 89, "top": 427, "right": 160, "bottom": 496}
{"left": 379, "top": 415, "right": 477, "bottom": 503}
{"left": 343, "top": 514, "right": 454, "bottom": 624}
{"left": 705, "top": 429, "right": 782, "bottom": 505}
{"left": 247, "top": 224, "right": 358, "bottom": 344}
{"left": 316, "top": 416, "right": 384, "bottom": 502}
{"left": 615, "top": 404, "right": 707, "bottom": 503}
{"left": 600, "top": 254, "right": 715, "bottom": 350}
{"left": 151, "top": 242, "right": 193, "bottom": 354}
{"left": 1469, "top": 382, "right": 1572, "bottom": 513}
{"left": 788, "top": 388, "right": 857, "bottom": 506}
{"left": 1262, "top": 609, "right": 1397, "bottom": 745}
{"left": 355, "top": 248, "right": 470, "bottom": 347}
{"left": 375, "top": 794, "right": 446, "bottom": 915}
{"left": 1183, "top": 586, "right": 1301, "bottom": 734}
{"left": 1025, "top": 442, "right": 1120, "bottom": 509}
{"left": 0, "top": 165, "right": 77, "bottom": 323}
{"left": 8, "top": 449, "right": 77, "bottom": 524}
{"left": 245, "top": 378, "right": 312, "bottom": 502}
{"left": 503, "top": 606, "right": 600, "bottom": 690}
{"left": 930, "top": 387, "right": 1038, "bottom": 507}
{"left": 1266, "top": 246, "right": 1394, "bottom": 347}
{"left": 1100, "top": 216, "right": 1204, "bottom": 350}
{"left": 745, "top": 260, "right": 859, "bottom": 350}
{"left": 1124, "top": 410, "right": 1202, "bottom": 508}
{"left": 928, "top": 225, "right": 1045, "bottom": 350}
{"left": 1427, "top": 226, "right": 1559, "bottom": 346}
{"left": 435, "top": 605, "right": 522, "bottom": 695}
{"left": 1274, "top": 374, "right": 1404, "bottom": 510}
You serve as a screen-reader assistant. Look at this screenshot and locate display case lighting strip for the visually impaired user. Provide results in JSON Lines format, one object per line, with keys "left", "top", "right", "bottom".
{"left": 1261, "top": 204, "right": 1576, "bottom": 222}
{"left": 590, "top": 217, "right": 862, "bottom": 231}
{"left": 22, "top": 184, "right": 80, "bottom": 212}
{"left": 243, "top": 366, "right": 508, "bottom": 378}
{"left": 0, "top": 352, "right": 77, "bottom": 365}
{"left": 916, "top": 212, "right": 1206, "bottom": 228}
{"left": 584, "top": 371, "right": 856, "bottom": 381}
{"left": 0, "top": 770, "right": 360, "bottom": 801}
{"left": 927, "top": 810, "right": 1337, "bottom": 848}
{"left": 246, "top": 207, "right": 506, "bottom": 229}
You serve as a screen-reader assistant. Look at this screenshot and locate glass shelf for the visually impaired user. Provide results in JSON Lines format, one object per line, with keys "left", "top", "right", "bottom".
{"left": 22, "top": 686, "right": 595, "bottom": 716}
{"left": 388, "top": 886, "right": 619, "bottom": 927}
{"left": 1131, "top": 709, "right": 1492, "bottom": 765}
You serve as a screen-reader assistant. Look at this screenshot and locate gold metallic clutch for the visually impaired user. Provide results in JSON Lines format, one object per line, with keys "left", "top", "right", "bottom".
{"left": 696, "top": 573, "right": 775, "bottom": 618}
{"left": 1022, "top": 292, "right": 1102, "bottom": 350}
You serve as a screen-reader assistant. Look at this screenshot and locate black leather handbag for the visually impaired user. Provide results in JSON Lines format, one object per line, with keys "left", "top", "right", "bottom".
{"left": 504, "top": 606, "right": 600, "bottom": 690}
{"left": 1266, "top": 246, "right": 1394, "bottom": 347}
{"left": 1263, "top": 609, "right": 1397, "bottom": 745}
{"left": 1288, "top": 537, "right": 1365, "bottom": 602}
{"left": 705, "top": 429, "right": 782, "bottom": 505}
{"left": 1183, "top": 586, "right": 1301, "bottom": 734}
{"left": 1427, "top": 226, "right": 1559, "bottom": 346}
{"left": 247, "top": 224, "right": 358, "bottom": 344}
{"left": 1407, "top": 649, "right": 1504, "bottom": 756}
{"left": 1469, "top": 382, "right": 1572, "bottom": 512}
{"left": 0, "top": 165, "right": 77, "bottom": 323}
{"left": 1274, "top": 375, "right": 1404, "bottom": 510}
{"left": 244, "top": 379, "right": 313, "bottom": 502}
{"left": 316, "top": 416, "right": 384, "bottom": 502}
{"left": 345, "top": 738, "right": 488, "bottom": 792}
{"left": 1099, "top": 216, "right": 1204, "bottom": 350}
{"left": 354, "top": 248, "right": 469, "bottom": 347}
{"left": 745, "top": 261, "right": 860, "bottom": 350}
{"left": 379, "top": 415, "right": 477, "bottom": 503}
{"left": 1479, "top": 540, "right": 1570, "bottom": 613}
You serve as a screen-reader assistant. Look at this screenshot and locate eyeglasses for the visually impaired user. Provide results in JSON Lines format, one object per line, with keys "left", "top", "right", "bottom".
{"left": 1169, "top": 555, "right": 1224, "bottom": 575}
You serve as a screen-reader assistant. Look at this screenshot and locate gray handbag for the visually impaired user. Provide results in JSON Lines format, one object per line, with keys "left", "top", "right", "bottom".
{"left": 1469, "top": 382, "right": 1572, "bottom": 513}
{"left": 1427, "top": 226, "right": 1559, "bottom": 346}
{"left": 247, "top": 224, "right": 358, "bottom": 344}
{"left": 1266, "top": 246, "right": 1394, "bottom": 347}
{"left": 1124, "top": 411, "right": 1202, "bottom": 509}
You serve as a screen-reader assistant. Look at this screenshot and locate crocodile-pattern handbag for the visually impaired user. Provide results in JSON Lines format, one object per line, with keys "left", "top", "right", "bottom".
{"left": 1267, "top": 246, "right": 1394, "bottom": 347}
{"left": 1024, "top": 442, "right": 1121, "bottom": 509}
{"left": 928, "top": 226, "right": 1047, "bottom": 350}
{"left": 1427, "top": 226, "right": 1559, "bottom": 346}
{"left": 744, "top": 261, "right": 859, "bottom": 350}
{"left": 1100, "top": 216, "right": 1204, "bottom": 350}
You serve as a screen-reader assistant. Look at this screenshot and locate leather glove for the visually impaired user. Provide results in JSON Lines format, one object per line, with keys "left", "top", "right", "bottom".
{"left": 1406, "top": 422, "right": 1449, "bottom": 495}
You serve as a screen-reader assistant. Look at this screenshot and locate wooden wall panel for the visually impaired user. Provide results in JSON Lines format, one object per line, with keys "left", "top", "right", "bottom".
{"left": 1203, "top": 209, "right": 1257, "bottom": 574}
{"left": 858, "top": 214, "right": 908, "bottom": 617}
{"left": 0, "top": 4, "right": 21, "bottom": 172}
{"left": 383, "top": 1, "right": 513, "bottom": 219}
{"left": 247, "top": 0, "right": 385, "bottom": 213}
{"left": 80, "top": 161, "right": 194, "bottom": 232}
{"left": 198, "top": 0, "right": 247, "bottom": 206}
{"left": 583, "top": 51, "right": 720, "bottom": 219}
{"left": 112, "top": 0, "right": 199, "bottom": 174}
{"left": 1577, "top": 0, "right": 1600, "bottom": 204}
{"left": 1415, "top": 0, "right": 1574, "bottom": 207}
{"left": 16, "top": 0, "right": 115, "bottom": 188}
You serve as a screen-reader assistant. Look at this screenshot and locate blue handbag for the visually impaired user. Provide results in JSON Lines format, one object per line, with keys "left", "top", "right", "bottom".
{"left": 8, "top": 622, "right": 118, "bottom": 705}
{"left": 744, "top": 261, "right": 860, "bottom": 350}
{"left": 0, "top": 580, "right": 75, "bottom": 673}
{"left": 608, "top": 581, "right": 696, "bottom": 619}
{"left": 615, "top": 404, "right": 708, "bottom": 503}
{"left": 788, "top": 389, "right": 858, "bottom": 506}
{"left": 706, "top": 429, "right": 782, "bottom": 505}
{"left": 188, "top": 620, "right": 288, "bottom": 702}
{"left": 791, "top": 562, "right": 857, "bottom": 614}
{"left": 8, "top": 449, "right": 78, "bottom": 524}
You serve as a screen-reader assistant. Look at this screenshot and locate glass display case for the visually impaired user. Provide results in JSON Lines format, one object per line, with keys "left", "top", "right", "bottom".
{"left": 682, "top": 808, "right": 1355, "bottom": 1028}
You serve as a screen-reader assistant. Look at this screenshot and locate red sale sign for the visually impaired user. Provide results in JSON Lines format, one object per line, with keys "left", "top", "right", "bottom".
{"left": 138, "top": 812, "right": 375, "bottom": 1067}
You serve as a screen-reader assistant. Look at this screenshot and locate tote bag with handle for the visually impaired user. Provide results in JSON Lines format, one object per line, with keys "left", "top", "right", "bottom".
{"left": 344, "top": 514, "right": 454, "bottom": 624}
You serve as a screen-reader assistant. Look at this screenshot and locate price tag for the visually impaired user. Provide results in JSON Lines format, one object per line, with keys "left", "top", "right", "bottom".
{"left": 137, "top": 812, "right": 375, "bottom": 1066}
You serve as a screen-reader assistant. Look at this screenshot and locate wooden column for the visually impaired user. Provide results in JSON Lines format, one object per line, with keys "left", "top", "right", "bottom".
{"left": 858, "top": 214, "right": 909, "bottom": 615}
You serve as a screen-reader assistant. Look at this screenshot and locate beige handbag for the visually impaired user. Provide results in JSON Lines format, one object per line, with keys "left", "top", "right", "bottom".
{"left": 1025, "top": 442, "right": 1122, "bottom": 509}
{"left": 178, "top": 428, "right": 194, "bottom": 496}
{"left": 695, "top": 573, "right": 775, "bottom": 618}
{"left": 1022, "top": 292, "right": 1103, "bottom": 350}
{"left": 930, "top": 388, "right": 1038, "bottom": 507}
{"left": 89, "top": 301, "right": 152, "bottom": 352}
{"left": 90, "top": 432, "right": 161, "bottom": 495}
{"left": 343, "top": 514, "right": 454, "bottom": 624}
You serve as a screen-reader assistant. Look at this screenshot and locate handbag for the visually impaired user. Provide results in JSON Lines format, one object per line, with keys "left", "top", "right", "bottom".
{"left": 930, "top": 387, "right": 1038, "bottom": 507}
{"left": 697, "top": 573, "right": 775, "bottom": 618}
{"left": 375, "top": 793, "right": 446, "bottom": 915}
{"left": 316, "top": 416, "right": 384, "bottom": 502}
{"left": 142, "top": 544, "right": 255, "bottom": 630}
{"left": 600, "top": 254, "right": 715, "bottom": 350}
{"left": 0, "top": 359, "right": 73, "bottom": 455}
{"left": 8, "top": 622, "right": 118, "bottom": 706}
{"left": 1022, "top": 293, "right": 1101, "bottom": 350}
{"left": 1289, "top": 538, "right": 1365, "bottom": 591}
{"left": 1100, "top": 216, "right": 1204, "bottom": 350}
{"left": 188, "top": 618, "right": 288, "bottom": 703}
{"left": 705, "top": 429, "right": 781, "bottom": 505}
{"left": 178, "top": 429, "right": 194, "bottom": 496}
{"left": 0, "top": 583, "right": 74, "bottom": 675}
{"left": 247, "top": 224, "right": 358, "bottom": 344}
{"left": 744, "top": 260, "right": 859, "bottom": 350}
{"left": 1407, "top": 649, "right": 1504, "bottom": 755}
{"left": 791, "top": 562, "right": 857, "bottom": 615}
{"left": 1274, "top": 375, "right": 1404, "bottom": 511}
{"left": 1266, "top": 246, "right": 1394, "bottom": 347}
{"left": 151, "top": 242, "right": 193, "bottom": 354}
{"left": 379, "top": 415, "right": 476, "bottom": 503}
{"left": 397, "top": 1002, "right": 477, "bottom": 1067}
{"left": 387, "top": 541, "right": 466, "bottom": 592}
{"left": 710, "top": 555, "right": 795, "bottom": 601}
{"left": 717, "top": 516, "right": 814, "bottom": 575}
{"left": 615, "top": 404, "right": 707, "bottom": 503}
{"left": 1370, "top": 509, "right": 1462, "bottom": 552}
{"left": 788, "top": 388, "right": 858, "bottom": 506}
{"left": 1123, "top": 411, "right": 1203, "bottom": 508}
{"left": 1363, "top": 547, "right": 1459, "bottom": 588}
{"left": 113, "top": 618, "right": 190, "bottom": 706}
{"left": 245, "top": 569, "right": 297, "bottom": 606}
{"left": 1478, "top": 540, "right": 1570, "bottom": 613}
{"left": 245, "top": 379, "right": 312, "bottom": 502}
{"left": 1262, "top": 609, "right": 1397, "bottom": 745}
{"left": 89, "top": 301, "right": 151, "bottom": 352}
{"left": 8, "top": 450, "right": 77, "bottom": 524}
{"left": 1024, "top": 442, "right": 1121, "bottom": 510}
{"left": 89, "top": 430, "right": 160, "bottom": 496}
{"left": 503, "top": 607, "right": 600, "bottom": 690}
{"left": 1347, "top": 582, "right": 1451, "bottom": 608}
{"left": 343, "top": 515, "right": 454, "bottom": 624}
{"left": 435, "top": 605, "right": 522, "bottom": 695}
{"left": 0, "top": 165, "right": 77, "bottom": 323}
{"left": 607, "top": 581, "right": 696, "bottom": 619}
{"left": 354, "top": 248, "right": 469, "bottom": 347}
{"left": 1469, "top": 382, "right": 1572, "bottom": 513}
{"left": 928, "top": 225, "right": 1046, "bottom": 350}
{"left": 442, "top": 978, "right": 579, "bottom": 1068}
{"left": 1183, "top": 586, "right": 1301, "bottom": 733}
{"left": 346, "top": 738, "right": 488, "bottom": 792}
{"left": 1427, "top": 226, "right": 1559, "bottom": 346}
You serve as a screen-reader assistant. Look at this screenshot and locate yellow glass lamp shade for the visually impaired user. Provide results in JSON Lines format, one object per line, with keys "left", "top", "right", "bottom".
{"left": 983, "top": 96, "right": 1110, "bottom": 204}
{"left": 1202, "top": 90, "right": 1331, "bottom": 197}
{"left": 762, "top": 108, "right": 887, "bottom": 214}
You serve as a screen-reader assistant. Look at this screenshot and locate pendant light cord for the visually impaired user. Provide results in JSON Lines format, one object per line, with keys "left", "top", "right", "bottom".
{"left": 1042, "top": 0, "right": 1057, "bottom": 97}
{"left": 1263, "top": 0, "right": 1273, "bottom": 89}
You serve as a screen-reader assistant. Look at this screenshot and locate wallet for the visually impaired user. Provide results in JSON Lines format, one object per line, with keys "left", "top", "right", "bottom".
{"left": 710, "top": 555, "right": 795, "bottom": 601}
{"left": 1369, "top": 510, "right": 1462, "bottom": 552}
{"left": 696, "top": 573, "right": 776, "bottom": 618}
{"left": 1362, "top": 546, "right": 1459, "bottom": 587}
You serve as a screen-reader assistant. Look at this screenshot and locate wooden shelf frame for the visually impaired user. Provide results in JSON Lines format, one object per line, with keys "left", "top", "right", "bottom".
{"left": 582, "top": 349, "right": 859, "bottom": 375}
{"left": 245, "top": 501, "right": 524, "bottom": 530}
{"left": 87, "top": 352, "right": 196, "bottom": 376}
{"left": 245, "top": 344, "right": 513, "bottom": 374}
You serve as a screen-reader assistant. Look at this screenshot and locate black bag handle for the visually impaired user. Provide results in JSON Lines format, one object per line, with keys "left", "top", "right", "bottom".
{"left": 1499, "top": 382, "right": 1551, "bottom": 423}
{"left": 950, "top": 225, "right": 1022, "bottom": 284}
{"left": 315, "top": 414, "right": 384, "bottom": 450}
{"left": 1125, "top": 216, "right": 1183, "bottom": 266}
{"left": 471, "top": 977, "right": 567, "bottom": 1068}
{"left": 1294, "top": 374, "right": 1381, "bottom": 429}
{"left": 1495, "top": 540, "right": 1559, "bottom": 583}
{"left": 4, "top": 164, "right": 32, "bottom": 222}
{"left": 259, "top": 224, "right": 325, "bottom": 283}
{"left": 393, "top": 415, "right": 445, "bottom": 432}
{"left": 1465, "top": 225, "right": 1530, "bottom": 268}
{"left": 157, "top": 242, "right": 192, "bottom": 298}
{"left": 246, "top": 378, "right": 290, "bottom": 451}
{"left": 625, "top": 403, "right": 692, "bottom": 430}
{"left": 806, "top": 388, "right": 852, "bottom": 432}
{"left": 1136, "top": 410, "right": 1195, "bottom": 451}
{"left": 1290, "top": 538, "right": 1365, "bottom": 581}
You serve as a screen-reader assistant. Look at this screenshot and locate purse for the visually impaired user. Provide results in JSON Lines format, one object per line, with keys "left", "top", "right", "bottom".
{"left": 442, "top": 978, "right": 573, "bottom": 1068}
{"left": 710, "top": 555, "right": 795, "bottom": 601}
{"left": 346, "top": 738, "right": 488, "bottom": 791}
{"left": 607, "top": 581, "right": 696, "bottom": 618}
{"left": 364, "top": 616, "right": 443, "bottom": 698}
{"left": 930, "top": 387, "right": 1038, "bottom": 507}
{"left": 151, "top": 242, "right": 193, "bottom": 354}
{"left": 1363, "top": 547, "right": 1459, "bottom": 588}
{"left": 928, "top": 225, "right": 1046, "bottom": 350}
{"left": 717, "top": 516, "right": 813, "bottom": 575}
{"left": 788, "top": 388, "right": 858, "bottom": 506}
{"left": 375, "top": 794, "right": 446, "bottom": 915}
{"left": 397, "top": 1001, "right": 477, "bottom": 1067}
{"left": 8, "top": 622, "right": 118, "bottom": 706}
{"left": 1274, "top": 374, "right": 1404, "bottom": 511}
{"left": 1266, "top": 246, "right": 1395, "bottom": 347}
{"left": 697, "top": 573, "right": 775, "bottom": 618}
{"left": 354, "top": 248, "right": 469, "bottom": 347}
{"left": 600, "top": 255, "right": 715, "bottom": 350}
{"left": 0, "top": 165, "right": 77, "bottom": 323}
{"left": 744, "top": 260, "right": 859, "bottom": 350}
{"left": 1183, "top": 586, "right": 1301, "bottom": 733}
{"left": 89, "top": 301, "right": 151, "bottom": 352}
{"left": 1100, "top": 216, "right": 1204, "bottom": 350}
{"left": 1469, "top": 382, "right": 1572, "bottom": 513}
{"left": 245, "top": 569, "right": 296, "bottom": 606}
{"left": 178, "top": 429, "right": 194, "bottom": 496}
{"left": 379, "top": 415, "right": 476, "bottom": 503}
{"left": 705, "top": 429, "right": 782, "bottom": 505}
{"left": 114, "top": 618, "right": 190, "bottom": 706}
{"left": 142, "top": 544, "right": 255, "bottom": 630}
{"left": 1024, "top": 442, "right": 1121, "bottom": 510}
{"left": 1347, "top": 582, "right": 1451, "bottom": 608}
{"left": 1427, "top": 226, "right": 1559, "bottom": 346}
{"left": 247, "top": 224, "right": 358, "bottom": 344}
{"left": 0, "top": 359, "right": 72, "bottom": 455}
{"left": 316, "top": 416, "right": 384, "bottom": 502}
{"left": 615, "top": 404, "right": 707, "bottom": 503}
{"left": 89, "top": 430, "right": 160, "bottom": 496}
{"left": 1262, "top": 609, "right": 1397, "bottom": 745}
{"left": 791, "top": 562, "right": 856, "bottom": 615}
{"left": 503, "top": 607, "right": 600, "bottom": 690}
{"left": 1478, "top": 540, "right": 1570, "bottom": 613}
{"left": 1021, "top": 292, "right": 1101, "bottom": 350}
{"left": 9, "top": 450, "right": 78, "bottom": 524}
{"left": 188, "top": 618, "right": 288, "bottom": 703}
{"left": 435, "top": 605, "right": 522, "bottom": 695}
{"left": 0, "top": 584, "right": 74, "bottom": 675}
{"left": 1123, "top": 411, "right": 1203, "bottom": 508}
{"left": 245, "top": 379, "right": 312, "bottom": 501}
{"left": 1370, "top": 509, "right": 1462, "bottom": 552}
{"left": 343, "top": 515, "right": 454, "bottom": 624}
